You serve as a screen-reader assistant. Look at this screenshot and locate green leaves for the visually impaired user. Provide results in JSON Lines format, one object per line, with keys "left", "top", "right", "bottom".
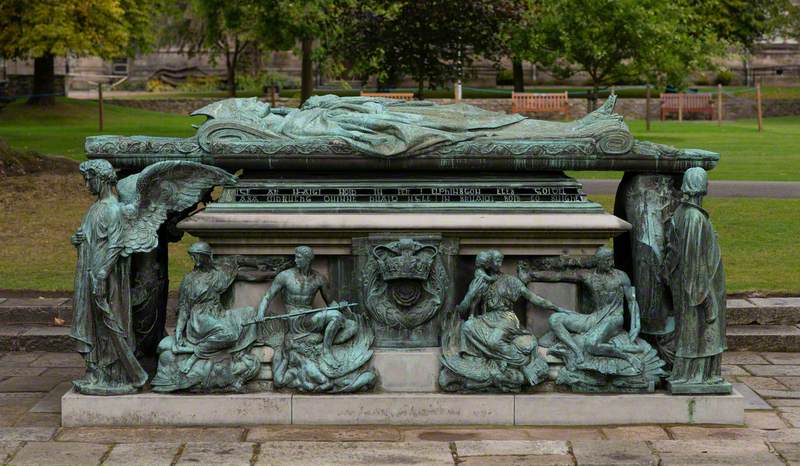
{"left": 527, "top": 0, "right": 723, "bottom": 91}
{"left": 328, "top": 0, "right": 524, "bottom": 96}
{"left": 0, "top": 0, "right": 159, "bottom": 59}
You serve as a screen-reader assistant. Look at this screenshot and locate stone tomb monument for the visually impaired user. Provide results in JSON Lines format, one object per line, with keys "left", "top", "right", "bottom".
{"left": 62, "top": 96, "right": 740, "bottom": 426}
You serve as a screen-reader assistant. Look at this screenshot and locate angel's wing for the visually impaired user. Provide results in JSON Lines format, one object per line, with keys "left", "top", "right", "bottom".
{"left": 119, "top": 161, "right": 237, "bottom": 256}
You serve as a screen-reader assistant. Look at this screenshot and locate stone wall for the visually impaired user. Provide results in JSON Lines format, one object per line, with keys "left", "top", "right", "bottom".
{"left": 433, "top": 97, "right": 800, "bottom": 120}
{"left": 108, "top": 97, "right": 300, "bottom": 115}
{"left": 108, "top": 95, "right": 800, "bottom": 121}
{"left": 4, "top": 75, "right": 66, "bottom": 98}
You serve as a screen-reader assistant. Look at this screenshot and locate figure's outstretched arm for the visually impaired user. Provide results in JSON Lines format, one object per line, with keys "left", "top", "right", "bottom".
{"left": 257, "top": 276, "right": 284, "bottom": 318}
{"left": 518, "top": 260, "right": 582, "bottom": 284}
{"left": 520, "top": 286, "right": 569, "bottom": 313}
{"left": 529, "top": 270, "right": 581, "bottom": 283}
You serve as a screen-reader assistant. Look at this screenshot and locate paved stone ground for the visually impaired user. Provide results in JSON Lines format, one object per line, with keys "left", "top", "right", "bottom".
{"left": 2, "top": 351, "right": 800, "bottom": 464}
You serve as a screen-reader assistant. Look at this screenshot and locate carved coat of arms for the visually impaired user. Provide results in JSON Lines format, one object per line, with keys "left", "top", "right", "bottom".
{"left": 361, "top": 238, "right": 447, "bottom": 329}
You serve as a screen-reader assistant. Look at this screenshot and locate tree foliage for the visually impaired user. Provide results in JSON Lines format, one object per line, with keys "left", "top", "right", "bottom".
{"left": 258, "top": 0, "right": 333, "bottom": 103}
{"left": 0, "top": 0, "right": 138, "bottom": 59}
{"left": 191, "top": 0, "right": 263, "bottom": 96}
{"left": 528, "top": 0, "right": 720, "bottom": 107}
{"left": 0, "top": 0, "right": 159, "bottom": 105}
{"left": 688, "top": 0, "right": 800, "bottom": 53}
{"left": 329, "top": 0, "right": 523, "bottom": 99}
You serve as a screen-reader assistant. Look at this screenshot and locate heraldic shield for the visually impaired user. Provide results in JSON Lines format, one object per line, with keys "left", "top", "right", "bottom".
{"left": 361, "top": 238, "right": 448, "bottom": 332}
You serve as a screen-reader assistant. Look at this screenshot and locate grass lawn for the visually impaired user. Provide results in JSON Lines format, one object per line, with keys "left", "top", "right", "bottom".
{"left": 575, "top": 116, "right": 800, "bottom": 182}
{"left": 1, "top": 174, "right": 797, "bottom": 294}
{"left": 1, "top": 98, "right": 799, "bottom": 181}
{"left": 0, "top": 98, "right": 201, "bottom": 160}
{"left": 592, "top": 195, "right": 800, "bottom": 294}
{"left": 0, "top": 173, "right": 195, "bottom": 291}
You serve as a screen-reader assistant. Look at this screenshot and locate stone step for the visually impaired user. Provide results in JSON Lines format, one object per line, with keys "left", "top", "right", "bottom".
{"left": 0, "top": 298, "right": 72, "bottom": 325}
{"left": 0, "top": 297, "right": 178, "bottom": 325}
{"left": 727, "top": 325, "right": 800, "bottom": 352}
{"left": 0, "top": 325, "right": 73, "bottom": 352}
{"left": 727, "top": 298, "right": 800, "bottom": 325}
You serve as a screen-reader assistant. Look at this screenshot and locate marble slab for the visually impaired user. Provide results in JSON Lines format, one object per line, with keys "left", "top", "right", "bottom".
{"left": 61, "top": 389, "right": 292, "bottom": 427}
{"left": 62, "top": 388, "right": 744, "bottom": 427}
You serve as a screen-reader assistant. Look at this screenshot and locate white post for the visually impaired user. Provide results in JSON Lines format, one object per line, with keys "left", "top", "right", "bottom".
{"left": 455, "top": 80, "right": 462, "bottom": 101}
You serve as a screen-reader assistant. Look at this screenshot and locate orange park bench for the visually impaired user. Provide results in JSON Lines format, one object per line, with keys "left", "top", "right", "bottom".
{"left": 511, "top": 92, "right": 570, "bottom": 118}
{"left": 660, "top": 93, "right": 713, "bottom": 120}
{"left": 360, "top": 91, "right": 415, "bottom": 101}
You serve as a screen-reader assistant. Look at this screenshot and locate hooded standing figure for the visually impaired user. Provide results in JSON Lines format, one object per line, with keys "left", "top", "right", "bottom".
{"left": 664, "top": 167, "right": 730, "bottom": 394}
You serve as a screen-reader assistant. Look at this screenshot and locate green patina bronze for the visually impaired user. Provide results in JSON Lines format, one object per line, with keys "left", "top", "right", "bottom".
{"left": 257, "top": 246, "right": 376, "bottom": 393}
{"left": 438, "top": 250, "right": 558, "bottom": 393}
{"left": 356, "top": 236, "right": 453, "bottom": 348}
{"left": 523, "top": 248, "right": 667, "bottom": 393}
{"left": 85, "top": 96, "right": 718, "bottom": 174}
{"left": 665, "top": 168, "right": 731, "bottom": 395}
{"left": 151, "top": 243, "right": 263, "bottom": 393}
{"left": 73, "top": 96, "right": 730, "bottom": 397}
{"left": 614, "top": 174, "right": 680, "bottom": 344}
{"left": 70, "top": 159, "right": 236, "bottom": 395}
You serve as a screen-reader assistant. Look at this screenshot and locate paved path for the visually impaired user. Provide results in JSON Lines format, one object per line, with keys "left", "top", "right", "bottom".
{"left": 581, "top": 179, "right": 800, "bottom": 198}
{"left": 2, "top": 350, "right": 800, "bottom": 464}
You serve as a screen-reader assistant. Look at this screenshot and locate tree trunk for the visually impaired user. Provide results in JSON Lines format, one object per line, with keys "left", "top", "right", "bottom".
{"left": 225, "top": 46, "right": 237, "bottom": 97}
{"left": 226, "top": 64, "right": 236, "bottom": 97}
{"left": 417, "top": 78, "right": 424, "bottom": 100}
{"left": 300, "top": 38, "right": 314, "bottom": 105}
{"left": 587, "top": 84, "right": 599, "bottom": 113}
{"left": 743, "top": 57, "right": 751, "bottom": 87}
{"left": 27, "top": 53, "right": 56, "bottom": 106}
{"left": 512, "top": 59, "right": 524, "bottom": 92}
{"left": 645, "top": 83, "right": 652, "bottom": 131}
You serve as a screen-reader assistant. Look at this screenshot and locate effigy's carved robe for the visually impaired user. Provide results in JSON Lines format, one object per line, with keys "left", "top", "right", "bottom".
{"left": 665, "top": 201, "right": 727, "bottom": 383}
{"left": 192, "top": 95, "right": 634, "bottom": 158}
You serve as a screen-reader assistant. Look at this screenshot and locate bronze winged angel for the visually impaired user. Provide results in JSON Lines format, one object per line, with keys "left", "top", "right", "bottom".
{"left": 70, "top": 159, "right": 236, "bottom": 395}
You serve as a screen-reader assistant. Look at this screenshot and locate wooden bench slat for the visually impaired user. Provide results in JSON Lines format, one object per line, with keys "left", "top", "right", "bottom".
{"left": 511, "top": 92, "right": 569, "bottom": 117}
{"left": 660, "top": 93, "right": 713, "bottom": 120}
{"left": 360, "top": 91, "right": 414, "bottom": 101}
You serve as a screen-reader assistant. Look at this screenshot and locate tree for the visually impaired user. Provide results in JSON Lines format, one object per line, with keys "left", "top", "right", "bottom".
{"left": 503, "top": 1, "right": 542, "bottom": 92}
{"left": 0, "top": 0, "right": 158, "bottom": 106}
{"left": 259, "top": 0, "right": 333, "bottom": 104}
{"left": 330, "top": 0, "right": 523, "bottom": 99}
{"left": 194, "top": 0, "right": 263, "bottom": 97}
{"left": 687, "top": 0, "right": 800, "bottom": 85}
{"left": 532, "top": 0, "right": 719, "bottom": 110}
{"left": 158, "top": 0, "right": 262, "bottom": 97}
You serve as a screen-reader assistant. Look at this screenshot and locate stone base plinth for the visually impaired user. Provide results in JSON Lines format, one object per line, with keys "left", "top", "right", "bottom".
{"left": 372, "top": 347, "right": 441, "bottom": 392}
{"left": 667, "top": 380, "right": 733, "bottom": 395}
{"left": 62, "top": 388, "right": 743, "bottom": 427}
{"left": 61, "top": 389, "right": 292, "bottom": 427}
